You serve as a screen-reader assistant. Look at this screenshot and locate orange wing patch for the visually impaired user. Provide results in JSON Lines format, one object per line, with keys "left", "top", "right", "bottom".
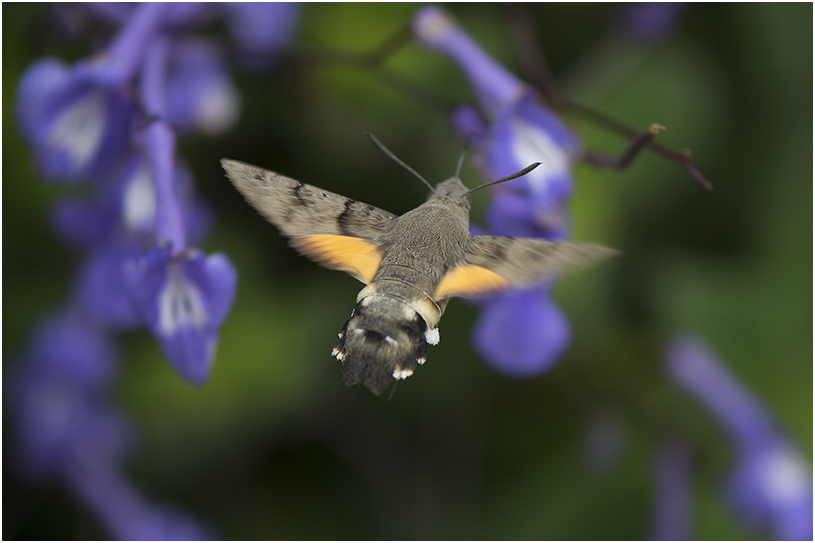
{"left": 434, "top": 264, "right": 510, "bottom": 299}
{"left": 292, "top": 234, "right": 382, "bottom": 284}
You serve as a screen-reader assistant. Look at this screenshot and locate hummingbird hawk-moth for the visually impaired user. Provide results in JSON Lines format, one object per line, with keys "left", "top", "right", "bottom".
{"left": 222, "top": 137, "right": 614, "bottom": 395}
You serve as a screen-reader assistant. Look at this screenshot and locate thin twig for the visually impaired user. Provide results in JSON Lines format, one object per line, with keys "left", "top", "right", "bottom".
{"left": 561, "top": 98, "right": 713, "bottom": 190}
{"left": 505, "top": 3, "right": 559, "bottom": 107}
{"left": 585, "top": 123, "right": 665, "bottom": 170}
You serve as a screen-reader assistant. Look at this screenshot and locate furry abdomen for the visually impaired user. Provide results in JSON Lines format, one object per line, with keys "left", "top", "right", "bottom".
{"left": 333, "top": 294, "right": 431, "bottom": 395}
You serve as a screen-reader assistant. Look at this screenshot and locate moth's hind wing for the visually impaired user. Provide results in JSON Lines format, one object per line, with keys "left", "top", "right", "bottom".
{"left": 288, "top": 234, "right": 383, "bottom": 284}
{"left": 222, "top": 159, "right": 397, "bottom": 283}
{"left": 434, "top": 235, "right": 617, "bottom": 299}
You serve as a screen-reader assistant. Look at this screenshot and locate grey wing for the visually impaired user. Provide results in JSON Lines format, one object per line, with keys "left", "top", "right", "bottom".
{"left": 466, "top": 235, "right": 618, "bottom": 287}
{"left": 221, "top": 159, "right": 397, "bottom": 239}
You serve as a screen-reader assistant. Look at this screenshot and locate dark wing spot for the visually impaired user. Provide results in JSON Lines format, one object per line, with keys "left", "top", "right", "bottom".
{"left": 337, "top": 198, "right": 356, "bottom": 236}
{"left": 293, "top": 182, "right": 309, "bottom": 206}
{"left": 488, "top": 241, "right": 507, "bottom": 264}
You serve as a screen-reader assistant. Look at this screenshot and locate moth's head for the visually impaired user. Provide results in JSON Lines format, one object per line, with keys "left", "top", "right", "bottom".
{"left": 433, "top": 177, "right": 471, "bottom": 207}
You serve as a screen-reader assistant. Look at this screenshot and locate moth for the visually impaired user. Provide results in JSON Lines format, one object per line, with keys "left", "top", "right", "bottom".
{"left": 222, "top": 136, "right": 614, "bottom": 395}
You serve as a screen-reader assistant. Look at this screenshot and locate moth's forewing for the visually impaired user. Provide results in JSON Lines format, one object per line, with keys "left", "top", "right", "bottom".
{"left": 221, "top": 159, "right": 397, "bottom": 239}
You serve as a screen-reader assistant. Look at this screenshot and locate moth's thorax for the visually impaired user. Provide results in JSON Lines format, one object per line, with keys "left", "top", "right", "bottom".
{"left": 380, "top": 200, "right": 471, "bottom": 289}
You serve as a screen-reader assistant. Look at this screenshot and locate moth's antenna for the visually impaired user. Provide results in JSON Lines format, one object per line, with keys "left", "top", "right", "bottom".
{"left": 454, "top": 133, "right": 474, "bottom": 180}
{"left": 463, "top": 162, "right": 541, "bottom": 196}
{"left": 365, "top": 133, "right": 436, "bottom": 194}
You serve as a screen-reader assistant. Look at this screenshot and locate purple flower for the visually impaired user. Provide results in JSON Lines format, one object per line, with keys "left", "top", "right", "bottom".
{"left": 16, "top": 3, "right": 168, "bottom": 183}
{"left": 165, "top": 40, "right": 241, "bottom": 136}
{"left": 112, "top": 152, "right": 212, "bottom": 243}
{"left": 11, "top": 309, "right": 212, "bottom": 541}
{"left": 413, "top": 6, "right": 581, "bottom": 219}
{"left": 651, "top": 440, "right": 693, "bottom": 540}
{"left": 221, "top": 2, "right": 301, "bottom": 68}
{"left": 485, "top": 95, "right": 579, "bottom": 235}
{"left": 471, "top": 288, "right": 570, "bottom": 376}
{"left": 666, "top": 335, "right": 813, "bottom": 540}
{"left": 11, "top": 311, "right": 130, "bottom": 478}
{"left": 619, "top": 2, "right": 686, "bottom": 42}
{"left": 127, "top": 242, "right": 237, "bottom": 384}
{"left": 73, "top": 242, "right": 144, "bottom": 330}
{"left": 52, "top": 153, "right": 213, "bottom": 333}
{"left": 65, "top": 465, "right": 214, "bottom": 541}
{"left": 414, "top": 6, "right": 581, "bottom": 376}
{"left": 16, "top": 58, "right": 136, "bottom": 182}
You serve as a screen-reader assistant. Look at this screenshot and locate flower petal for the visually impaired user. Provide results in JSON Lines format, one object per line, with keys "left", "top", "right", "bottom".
{"left": 75, "top": 244, "right": 142, "bottom": 330}
{"left": 127, "top": 243, "right": 237, "bottom": 384}
{"left": 165, "top": 40, "right": 241, "bottom": 136}
{"left": 16, "top": 58, "right": 135, "bottom": 182}
{"left": 222, "top": 2, "right": 301, "bottom": 69}
{"left": 472, "top": 288, "right": 570, "bottom": 376}
{"left": 412, "top": 6, "right": 524, "bottom": 115}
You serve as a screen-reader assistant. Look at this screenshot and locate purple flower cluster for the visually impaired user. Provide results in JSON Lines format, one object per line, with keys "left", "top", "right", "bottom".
{"left": 664, "top": 335, "right": 813, "bottom": 540}
{"left": 578, "top": 336, "right": 811, "bottom": 540}
{"left": 412, "top": 6, "right": 581, "bottom": 376}
{"left": 12, "top": 3, "right": 299, "bottom": 539}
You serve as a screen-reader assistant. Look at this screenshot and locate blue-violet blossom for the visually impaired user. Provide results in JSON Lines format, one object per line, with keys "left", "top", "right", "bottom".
{"left": 666, "top": 335, "right": 813, "bottom": 540}
{"left": 11, "top": 310, "right": 212, "bottom": 540}
{"left": 618, "top": 2, "right": 686, "bottom": 42}
{"left": 413, "top": 6, "right": 582, "bottom": 375}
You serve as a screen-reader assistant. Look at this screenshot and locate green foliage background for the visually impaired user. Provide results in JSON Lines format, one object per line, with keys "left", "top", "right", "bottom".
{"left": 4, "top": 3, "right": 812, "bottom": 540}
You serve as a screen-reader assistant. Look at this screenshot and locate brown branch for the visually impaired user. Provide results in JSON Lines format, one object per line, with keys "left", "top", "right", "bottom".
{"left": 561, "top": 98, "right": 713, "bottom": 190}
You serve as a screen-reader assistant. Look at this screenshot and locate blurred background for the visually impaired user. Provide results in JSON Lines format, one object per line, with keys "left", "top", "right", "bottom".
{"left": 4, "top": 3, "right": 811, "bottom": 540}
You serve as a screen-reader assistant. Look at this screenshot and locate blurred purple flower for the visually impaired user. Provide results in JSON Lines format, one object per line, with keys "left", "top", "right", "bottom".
{"left": 50, "top": 151, "right": 213, "bottom": 334}
{"left": 165, "top": 40, "right": 241, "bottom": 136}
{"left": 651, "top": 439, "right": 693, "bottom": 540}
{"left": 619, "top": 2, "right": 686, "bottom": 42}
{"left": 221, "top": 2, "right": 301, "bottom": 68}
{"left": 113, "top": 153, "right": 213, "bottom": 243}
{"left": 51, "top": 193, "right": 118, "bottom": 248}
{"left": 16, "top": 3, "right": 168, "bottom": 182}
{"left": 127, "top": 242, "right": 237, "bottom": 384}
{"left": 413, "top": 7, "right": 580, "bottom": 219}
{"left": 413, "top": 6, "right": 581, "bottom": 376}
{"left": 12, "top": 309, "right": 211, "bottom": 540}
{"left": 13, "top": 2, "right": 301, "bottom": 537}
{"left": 16, "top": 58, "right": 136, "bottom": 182}
{"left": 471, "top": 288, "right": 570, "bottom": 376}
{"left": 11, "top": 311, "right": 127, "bottom": 478}
{"left": 74, "top": 242, "right": 144, "bottom": 330}
{"left": 666, "top": 335, "right": 813, "bottom": 540}
{"left": 67, "top": 3, "right": 218, "bottom": 32}
{"left": 66, "top": 465, "right": 215, "bottom": 541}
{"left": 132, "top": 37, "right": 237, "bottom": 385}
